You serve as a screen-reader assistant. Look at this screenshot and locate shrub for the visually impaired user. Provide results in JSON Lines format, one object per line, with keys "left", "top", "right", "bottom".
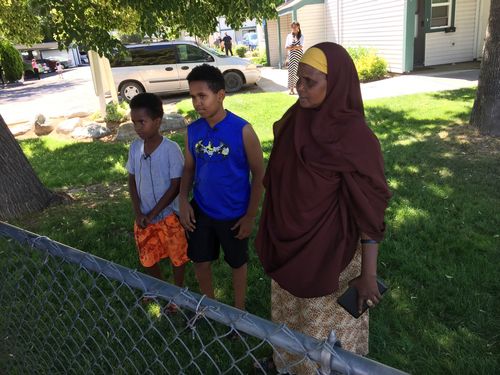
{"left": 250, "top": 48, "right": 267, "bottom": 66}
{"left": 356, "top": 54, "right": 388, "bottom": 81}
{"left": 104, "top": 101, "right": 129, "bottom": 123}
{"left": 0, "top": 40, "right": 24, "bottom": 82}
{"left": 251, "top": 49, "right": 260, "bottom": 57}
{"left": 89, "top": 110, "right": 102, "bottom": 121}
{"left": 346, "top": 46, "right": 370, "bottom": 61}
{"left": 235, "top": 45, "right": 247, "bottom": 58}
{"left": 251, "top": 54, "right": 267, "bottom": 66}
{"left": 346, "top": 46, "right": 387, "bottom": 82}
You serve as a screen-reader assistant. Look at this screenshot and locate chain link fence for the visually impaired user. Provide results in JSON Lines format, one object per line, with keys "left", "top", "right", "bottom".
{"left": 0, "top": 222, "right": 407, "bottom": 375}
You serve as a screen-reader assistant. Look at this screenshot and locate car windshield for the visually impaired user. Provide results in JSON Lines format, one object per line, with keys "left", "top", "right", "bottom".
{"left": 198, "top": 43, "right": 226, "bottom": 58}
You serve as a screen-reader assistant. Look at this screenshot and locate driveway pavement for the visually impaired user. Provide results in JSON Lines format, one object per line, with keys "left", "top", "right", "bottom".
{"left": 0, "top": 62, "right": 479, "bottom": 126}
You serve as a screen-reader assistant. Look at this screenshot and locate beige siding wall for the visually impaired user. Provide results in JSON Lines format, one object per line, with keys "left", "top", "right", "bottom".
{"left": 335, "top": 0, "right": 406, "bottom": 72}
{"left": 325, "top": 0, "right": 340, "bottom": 43}
{"left": 279, "top": 13, "right": 293, "bottom": 66}
{"left": 425, "top": 0, "right": 477, "bottom": 65}
{"left": 266, "top": 19, "right": 280, "bottom": 67}
{"left": 297, "top": 4, "right": 327, "bottom": 50}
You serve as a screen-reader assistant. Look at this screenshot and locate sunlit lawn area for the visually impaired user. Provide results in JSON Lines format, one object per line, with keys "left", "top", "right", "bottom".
{"left": 9, "top": 88, "right": 500, "bottom": 374}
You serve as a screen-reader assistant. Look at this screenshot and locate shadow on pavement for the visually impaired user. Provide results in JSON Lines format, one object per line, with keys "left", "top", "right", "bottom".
{"left": 0, "top": 78, "right": 88, "bottom": 103}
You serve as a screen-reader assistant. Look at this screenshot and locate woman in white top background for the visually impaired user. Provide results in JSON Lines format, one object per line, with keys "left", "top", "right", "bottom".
{"left": 285, "top": 22, "right": 304, "bottom": 95}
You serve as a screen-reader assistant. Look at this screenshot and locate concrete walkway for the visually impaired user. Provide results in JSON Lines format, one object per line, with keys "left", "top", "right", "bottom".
{"left": 258, "top": 61, "right": 479, "bottom": 100}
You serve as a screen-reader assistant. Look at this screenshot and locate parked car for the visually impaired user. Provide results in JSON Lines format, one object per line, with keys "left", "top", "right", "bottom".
{"left": 110, "top": 41, "right": 261, "bottom": 101}
{"left": 80, "top": 53, "right": 89, "bottom": 65}
{"left": 23, "top": 58, "right": 57, "bottom": 79}
{"left": 53, "top": 58, "right": 70, "bottom": 68}
{"left": 242, "top": 32, "right": 258, "bottom": 50}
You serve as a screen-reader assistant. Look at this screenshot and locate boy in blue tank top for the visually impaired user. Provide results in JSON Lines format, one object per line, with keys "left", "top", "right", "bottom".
{"left": 179, "top": 64, "right": 264, "bottom": 311}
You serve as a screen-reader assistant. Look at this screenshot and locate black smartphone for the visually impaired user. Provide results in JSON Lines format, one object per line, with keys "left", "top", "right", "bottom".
{"left": 337, "top": 278, "right": 388, "bottom": 319}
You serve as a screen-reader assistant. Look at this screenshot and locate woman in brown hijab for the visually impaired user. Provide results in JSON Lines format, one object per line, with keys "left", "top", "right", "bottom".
{"left": 255, "top": 42, "right": 391, "bottom": 374}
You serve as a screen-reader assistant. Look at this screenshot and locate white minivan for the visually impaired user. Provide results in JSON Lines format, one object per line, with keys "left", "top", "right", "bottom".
{"left": 110, "top": 41, "right": 261, "bottom": 101}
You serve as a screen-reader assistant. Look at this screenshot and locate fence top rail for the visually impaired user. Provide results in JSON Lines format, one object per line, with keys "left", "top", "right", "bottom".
{"left": 0, "top": 221, "right": 408, "bottom": 375}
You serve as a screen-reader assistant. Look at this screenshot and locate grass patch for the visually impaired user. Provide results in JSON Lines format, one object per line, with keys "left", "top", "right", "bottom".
{"left": 3, "top": 88, "right": 500, "bottom": 374}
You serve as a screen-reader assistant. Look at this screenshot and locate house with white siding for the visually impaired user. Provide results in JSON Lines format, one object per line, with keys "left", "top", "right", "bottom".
{"left": 265, "top": 0, "right": 491, "bottom": 73}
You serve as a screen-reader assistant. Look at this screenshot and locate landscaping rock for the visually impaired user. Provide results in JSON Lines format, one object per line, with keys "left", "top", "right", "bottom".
{"left": 34, "top": 122, "right": 54, "bottom": 136}
{"left": 114, "top": 122, "right": 137, "bottom": 141}
{"left": 67, "top": 111, "right": 92, "bottom": 119}
{"left": 71, "top": 122, "right": 110, "bottom": 139}
{"left": 9, "top": 122, "right": 32, "bottom": 136}
{"left": 57, "top": 118, "right": 82, "bottom": 134}
{"left": 32, "top": 113, "right": 54, "bottom": 136}
{"left": 161, "top": 113, "right": 187, "bottom": 131}
{"left": 34, "top": 114, "right": 46, "bottom": 125}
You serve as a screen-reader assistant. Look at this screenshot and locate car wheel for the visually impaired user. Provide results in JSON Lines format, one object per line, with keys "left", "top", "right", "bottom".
{"left": 224, "top": 71, "right": 243, "bottom": 93}
{"left": 120, "top": 81, "right": 144, "bottom": 102}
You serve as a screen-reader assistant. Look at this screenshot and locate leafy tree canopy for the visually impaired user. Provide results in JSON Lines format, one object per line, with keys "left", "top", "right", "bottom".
{"left": 0, "top": 0, "right": 43, "bottom": 45}
{"left": 0, "top": 0, "right": 280, "bottom": 56}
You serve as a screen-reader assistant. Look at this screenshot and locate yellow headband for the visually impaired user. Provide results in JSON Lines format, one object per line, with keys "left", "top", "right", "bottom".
{"left": 300, "top": 47, "right": 328, "bottom": 74}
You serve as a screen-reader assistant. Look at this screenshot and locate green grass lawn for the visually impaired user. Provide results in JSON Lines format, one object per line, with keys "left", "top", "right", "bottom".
{"left": 7, "top": 88, "right": 500, "bottom": 374}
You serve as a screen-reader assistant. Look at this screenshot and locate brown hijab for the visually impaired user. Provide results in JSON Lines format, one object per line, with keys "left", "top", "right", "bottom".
{"left": 255, "top": 42, "right": 391, "bottom": 298}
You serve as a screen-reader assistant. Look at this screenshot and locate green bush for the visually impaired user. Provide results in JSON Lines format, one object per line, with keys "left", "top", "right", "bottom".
{"left": 0, "top": 40, "right": 24, "bottom": 82}
{"left": 104, "top": 101, "right": 129, "bottom": 123}
{"left": 23, "top": 61, "right": 33, "bottom": 73}
{"left": 251, "top": 49, "right": 260, "bottom": 57}
{"left": 346, "top": 46, "right": 370, "bottom": 61}
{"left": 250, "top": 48, "right": 267, "bottom": 66}
{"left": 235, "top": 45, "right": 247, "bottom": 58}
{"left": 251, "top": 54, "right": 267, "bottom": 66}
{"left": 347, "top": 46, "right": 387, "bottom": 82}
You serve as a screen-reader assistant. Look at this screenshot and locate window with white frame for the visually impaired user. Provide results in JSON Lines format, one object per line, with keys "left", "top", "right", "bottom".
{"left": 430, "top": 0, "right": 452, "bottom": 28}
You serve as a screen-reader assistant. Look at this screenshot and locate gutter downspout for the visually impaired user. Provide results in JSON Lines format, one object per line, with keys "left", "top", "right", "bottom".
{"left": 263, "top": 19, "right": 271, "bottom": 66}
{"left": 278, "top": 17, "right": 283, "bottom": 69}
{"left": 338, "top": 0, "right": 343, "bottom": 44}
{"left": 472, "top": 0, "right": 481, "bottom": 59}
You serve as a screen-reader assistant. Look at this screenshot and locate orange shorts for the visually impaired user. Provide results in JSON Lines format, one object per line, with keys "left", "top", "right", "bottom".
{"left": 134, "top": 214, "right": 189, "bottom": 268}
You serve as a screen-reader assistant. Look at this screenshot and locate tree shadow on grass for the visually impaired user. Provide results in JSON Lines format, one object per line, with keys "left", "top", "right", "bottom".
{"left": 362, "top": 90, "right": 499, "bottom": 374}
{"left": 18, "top": 138, "right": 130, "bottom": 189}
{"left": 429, "top": 87, "right": 477, "bottom": 102}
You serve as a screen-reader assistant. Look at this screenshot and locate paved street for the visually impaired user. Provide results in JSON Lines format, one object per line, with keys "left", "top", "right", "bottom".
{"left": 0, "top": 67, "right": 100, "bottom": 125}
{"left": 0, "top": 63, "right": 479, "bottom": 126}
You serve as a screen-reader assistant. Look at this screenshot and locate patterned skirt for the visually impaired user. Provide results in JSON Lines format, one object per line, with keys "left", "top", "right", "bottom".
{"left": 271, "top": 246, "right": 369, "bottom": 374}
{"left": 287, "top": 48, "right": 303, "bottom": 89}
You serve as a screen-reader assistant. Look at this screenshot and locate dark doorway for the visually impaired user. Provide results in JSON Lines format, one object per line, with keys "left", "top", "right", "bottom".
{"left": 414, "top": 0, "right": 426, "bottom": 67}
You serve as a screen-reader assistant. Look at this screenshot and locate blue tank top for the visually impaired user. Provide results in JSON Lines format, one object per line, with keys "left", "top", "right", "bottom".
{"left": 188, "top": 111, "right": 250, "bottom": 220}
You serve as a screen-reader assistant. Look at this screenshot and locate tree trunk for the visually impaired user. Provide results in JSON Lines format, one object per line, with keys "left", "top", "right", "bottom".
{"left": 470, "top": 0, "right": 500, "bottom": 136}
{"left": 0, "top": 115, "right": 57, "bottom": 220}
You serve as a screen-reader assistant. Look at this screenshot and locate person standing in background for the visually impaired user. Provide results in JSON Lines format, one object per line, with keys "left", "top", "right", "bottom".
{"left": 222, "top": 32, "right": 233, "bottom": 56}
{"left": 285, "top": 22, "right": 304, "bottom": 95}
{"left": 31, "top": 58, "right": 40, "bottom": 80}
{"left": 56, "top": 62, "right": 64, "bottom": 79}
{"left": 0, "top": 65, "right": 5, "bottom": 85}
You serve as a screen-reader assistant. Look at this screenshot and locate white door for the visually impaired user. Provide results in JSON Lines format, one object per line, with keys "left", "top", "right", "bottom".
{"left": 176, "top": 44, "right": 216, "bottom": 90}
{"left": 133, "top": 45, "right": 180, "bottom": 93}
{"left": 476, "top": 0, "right": 491, "bottom": 59}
